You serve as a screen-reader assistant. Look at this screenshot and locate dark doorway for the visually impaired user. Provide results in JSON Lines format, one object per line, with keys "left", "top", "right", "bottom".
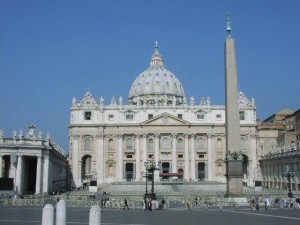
{"left": 162, "top": 162, "right": 170, "bottom": 179}
{"left": 23, "top": 157, "right": 37, "bottom": 194}
{"left": 125, "top": 163, "right": 134, "bottom": 181}
{"left": 3, "top": 155, "right": 10, "bottom": 178}
{"left": 178, "top": 168, "right": 184, "bottom": 179}
{"left": 242, "top": 154, "right": 249, "bottom": 185}
{"left": 198, "top": 162, "right": 205, "bottom": 181}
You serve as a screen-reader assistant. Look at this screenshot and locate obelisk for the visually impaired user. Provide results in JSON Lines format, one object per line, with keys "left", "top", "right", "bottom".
{"left": 224, "top": 14, "right": 244, "bottom": 197}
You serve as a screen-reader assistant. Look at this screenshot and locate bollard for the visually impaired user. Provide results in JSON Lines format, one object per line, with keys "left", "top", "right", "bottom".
{"left": 205, "top": 203, "right": 208, "bottom": 210}
{"left": 279, "top": 200, "right": 284, "bottom": 209}
{"left": 42, "top": 204, "right": 54, "bottom": 225}
{"left": 219, "top": 202, "right": 223, "bottom": 211}
{"left": 89, "top": 205, "right": 101, "bottom": 225}
{"left": 56, "top": 200, "right": 67, "bottom": 225}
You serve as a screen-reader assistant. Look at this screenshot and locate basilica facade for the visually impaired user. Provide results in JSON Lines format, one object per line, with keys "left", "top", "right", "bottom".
{"left": 69, "top": 45, "right": 257, "bottom": 188}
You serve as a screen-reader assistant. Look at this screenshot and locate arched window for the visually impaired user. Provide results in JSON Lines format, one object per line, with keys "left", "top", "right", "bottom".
{"left": 162, "top": 137, "right": 170, "bottom": 150}
{"left": 108, "top": 139, "right": 114, "bottom": 149}
{"left": 217, "top": 138, "right": 222, "bottom": 150}
{"left": 126, "top": 138, "right": 133, "bottom": 150}
{"left": 177, "top": 138, "right": 183, "bottom": 150}
{"left": 148, "top": 138, "right": 153, "bottom": 151}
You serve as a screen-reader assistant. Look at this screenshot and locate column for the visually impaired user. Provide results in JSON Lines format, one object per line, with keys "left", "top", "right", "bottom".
{"left": 72, "top": 135, "right": 80, "bottom": 187}
{"left": 117, "top": 134, "right": 123, "bottom": 180}
{"left": 172, "top": 134, "right": 177, "bottom": 173}
{"left": 135, "top": 135, "right": 141, "bottom": 180}
{"left": 43, "top": 155, "right": 49, "bottom": 193}
{"left": 207, "top": 134, "right": 213, "bottom": 180}
{"left": 142, "top": 134, "right": 147, "bottom": 167}
{"left": 154, "top": 133, "right": 160, "bottom": 181}
{"left": 96, "top": 134, "right": 104, "bottom": 183}
{"left": 190, "top": 134, "right": 196, "bottom": 181}
{"left": 0, "top": 155, "right": 3, "bottom": 178}
{"left": 184, "top": 134, "right": 189, "bottom": 180}
{"left": 250, "top": 134, "right": 257, "bottom": 187}
{"left": 16, "top": 155, "right": 23, "bottom": 193}
{"left": 35, "top": 156, "right": 42, "bottom": 194}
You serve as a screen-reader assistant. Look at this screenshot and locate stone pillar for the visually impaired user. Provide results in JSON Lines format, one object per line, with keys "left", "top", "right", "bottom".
{"left": 207, "top": 134, "right": 213, "bottom": 180}
{"left": 72, "top": 135, "right": 80, "bottom": 187}
{"left": 154, "top": 133, "right": 160, "bottom": 181}
{"left": 190, "top": 134, "right": 196, "bottom": 181}
{"left": 35, "top": 156, "right": 42, "bottom": 194}
{"left": 0, "top": 155, "right": 3, "bottom": 178}
{"left": 43, "top": 155, "right": 49, "bottom": 193}
{"left": 184, "top": 134, "right": 189, "bottom": 180}
{"left": 117, "top": 134, "right": 123, "bottom": 180}
{"left": 96, "top": 134, "right": 104, "bottom": 183}
{"left": 172, "top": 134, "right": 177, "bottom": 173}
{"left": 16, "top": 155, "right": 23, "bottom": 193}
{"left": 135, "top": 135, "right": 141, "bottom": 180}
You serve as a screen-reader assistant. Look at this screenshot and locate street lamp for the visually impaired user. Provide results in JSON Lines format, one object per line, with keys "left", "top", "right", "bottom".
{"left": 141, "top": 171, "right": 149, "bottom": 195}
{"left": 283, "top": 166, "right": 295, "bottom": 198}
{"left": 144, "top": 159, "right": 161, "bottom": 199}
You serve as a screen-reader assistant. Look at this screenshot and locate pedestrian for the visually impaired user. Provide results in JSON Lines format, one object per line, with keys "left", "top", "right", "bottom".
{"left": 149, "top": 198, "right": 152, "bottom": 211}
{"left": 265, "top": 195, "right": 270, "bottom": 210}
{"left": 255, "top": 196, "right": 260, "bottom": 210}
{"left": 187, "top": 199, "right": 192, "bottom": 210}
{"left": 250, "top": 197, "right": 255, "bottom": 210}
{"left": 124, "top": 199, "right": 129, "bottom": 210}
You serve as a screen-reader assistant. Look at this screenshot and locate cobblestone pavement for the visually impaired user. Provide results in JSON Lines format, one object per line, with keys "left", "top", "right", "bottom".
{"left": 0, "top": 205, "right": 300, "bottom": 225}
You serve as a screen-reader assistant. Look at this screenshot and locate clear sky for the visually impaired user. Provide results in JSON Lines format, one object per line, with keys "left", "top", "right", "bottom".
{"left": 0, "top": 0, "right": 299, "bottom": 153}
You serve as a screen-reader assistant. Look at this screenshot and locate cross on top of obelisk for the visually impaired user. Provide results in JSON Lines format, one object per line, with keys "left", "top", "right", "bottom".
{"left": 225, "top": 12, "right": 232, "bottom": 36}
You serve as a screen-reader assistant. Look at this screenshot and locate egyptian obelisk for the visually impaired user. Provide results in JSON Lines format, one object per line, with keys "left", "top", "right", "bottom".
{"left": 224, "top": 15, "right": 244, "bottom": 197}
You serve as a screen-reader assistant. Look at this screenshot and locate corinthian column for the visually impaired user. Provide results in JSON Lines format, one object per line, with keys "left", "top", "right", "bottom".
{"left": 117, "top": 134, "right": 123, "bottom": 180}
{"left": 96, "top": 134, "right": 104, "bottom": 183}
{"left": 172, "top": 134, "right": 177, "bottom": 173}
{"left": 154, "top": 133, "right": 160, "bottom": 181}
{"left": 207, "top": 134, "right": 213, "bottom": 180}
{"left": 184, "top": 134, "right": 189, "bottom": 180}
{"left": 0, "top": 155, "right": 3, "bottom": 178}
{"left": 42, "top": 155, "right": 49, "bottom": 193}
{"left": 135, "top": 135, "right": 141, "bottom": 180}
{"left": 190, "top": 134, "right": 196, "bottom": 181}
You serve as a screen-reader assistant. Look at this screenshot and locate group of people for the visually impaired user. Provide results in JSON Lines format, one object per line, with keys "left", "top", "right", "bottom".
{"left": 143, "top": 197, "right": 165, "bottom": 211}
{"left": 250, "top": 194, "right": 271, "bottom": 210}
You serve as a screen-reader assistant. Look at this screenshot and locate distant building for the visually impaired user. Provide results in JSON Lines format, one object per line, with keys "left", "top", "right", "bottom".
{"left": 69, "top": 44, "right": 257, "bottom": 188}
{"left": 0, "top": 125, "right": 68, "bottom": 194}
{"left": 258, "top": 108, "right": 300, "bottom": 191}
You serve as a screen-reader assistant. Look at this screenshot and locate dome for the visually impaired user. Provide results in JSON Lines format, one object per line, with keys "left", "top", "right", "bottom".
{"left": 128, "top": 44, "right": 186, "bottom": 106}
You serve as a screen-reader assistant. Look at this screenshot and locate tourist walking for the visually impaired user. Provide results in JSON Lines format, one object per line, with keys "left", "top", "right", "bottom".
{"left": 187, "top": 199, "right": 192, "bottom": 210}
{"left": 265, "top": 195, "right": 270, "bottom": 210}
{"left": 124, "top": 199, "right": 129, "bottom": 210}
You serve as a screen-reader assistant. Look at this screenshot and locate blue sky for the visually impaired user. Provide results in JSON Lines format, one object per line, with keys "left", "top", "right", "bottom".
{"left": 0, "top": 0, "right": 299, "bottom": 153}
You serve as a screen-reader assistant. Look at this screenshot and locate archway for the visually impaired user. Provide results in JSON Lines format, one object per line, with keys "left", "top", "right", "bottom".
{"left": 242, "top": 154, "right": 249, "bottom": 186}
{"left": 82, "top": 155, "right": 92, "bottom": 181}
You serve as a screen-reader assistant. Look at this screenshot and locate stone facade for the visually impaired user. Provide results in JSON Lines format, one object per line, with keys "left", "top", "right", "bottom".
{"left": 69, "top": 45, "right": 257, "bottom": 188}
{"left": 0, "top": 125, "right": 68, "bottom": 194}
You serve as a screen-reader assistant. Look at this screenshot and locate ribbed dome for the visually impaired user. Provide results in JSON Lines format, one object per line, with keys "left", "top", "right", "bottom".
{"left": 128, "top": 44, "right": 185, "bottom": 106}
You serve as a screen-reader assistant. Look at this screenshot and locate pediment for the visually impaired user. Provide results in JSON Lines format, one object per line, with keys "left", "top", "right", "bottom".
{"left": 142, "top": 113, "right": 190, "bottom": 126}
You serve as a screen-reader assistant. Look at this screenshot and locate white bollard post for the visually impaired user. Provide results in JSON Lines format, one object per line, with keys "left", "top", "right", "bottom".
{"left": 56, "top": 200, "right": 67, "bottom": 225}
{"left": 42, "top": 204, "right": 54, "bottom": 225}
{"left": 89, "top": 205, "right": 101, "bottom": 225}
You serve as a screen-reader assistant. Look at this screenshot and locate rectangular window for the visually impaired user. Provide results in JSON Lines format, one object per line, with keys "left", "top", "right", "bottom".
{"left": 178, "top": 154, "right": 183, "bottom": 158}
{"left": 126, "top": 155, "right": 132, "bottom": 158}
{"left": 178, "top": 114, "right": 182, "bottom": 119}
{"left": 148, "top": 114, "right": 153, "bottom": 120}
{"left": 197, "top": 114, "right": 205, "bottom": 120}
{"left": 126, "top": 115, "right": 134, "bottom": 121}
{"left": 84, "top": 111, "right": 91, "bottom": 120}
{"left": 216, "top": 114, "right": 222, "bottom": 120}
{"left": 239, "top": 111, "right": 245, "bottom": 120}
{"left": 108, "top": 115, "right": 114, "bottom": 121}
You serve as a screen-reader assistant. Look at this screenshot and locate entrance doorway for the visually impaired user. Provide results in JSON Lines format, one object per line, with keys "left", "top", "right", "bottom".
{"left": 161, "top": 162, "right": 170, "bottom": 180}
{"left": 198, "top": 162, "right": 205, "bottom": 181}
{"left": 125, "top": 163, "right": 134, "bottom": 181}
